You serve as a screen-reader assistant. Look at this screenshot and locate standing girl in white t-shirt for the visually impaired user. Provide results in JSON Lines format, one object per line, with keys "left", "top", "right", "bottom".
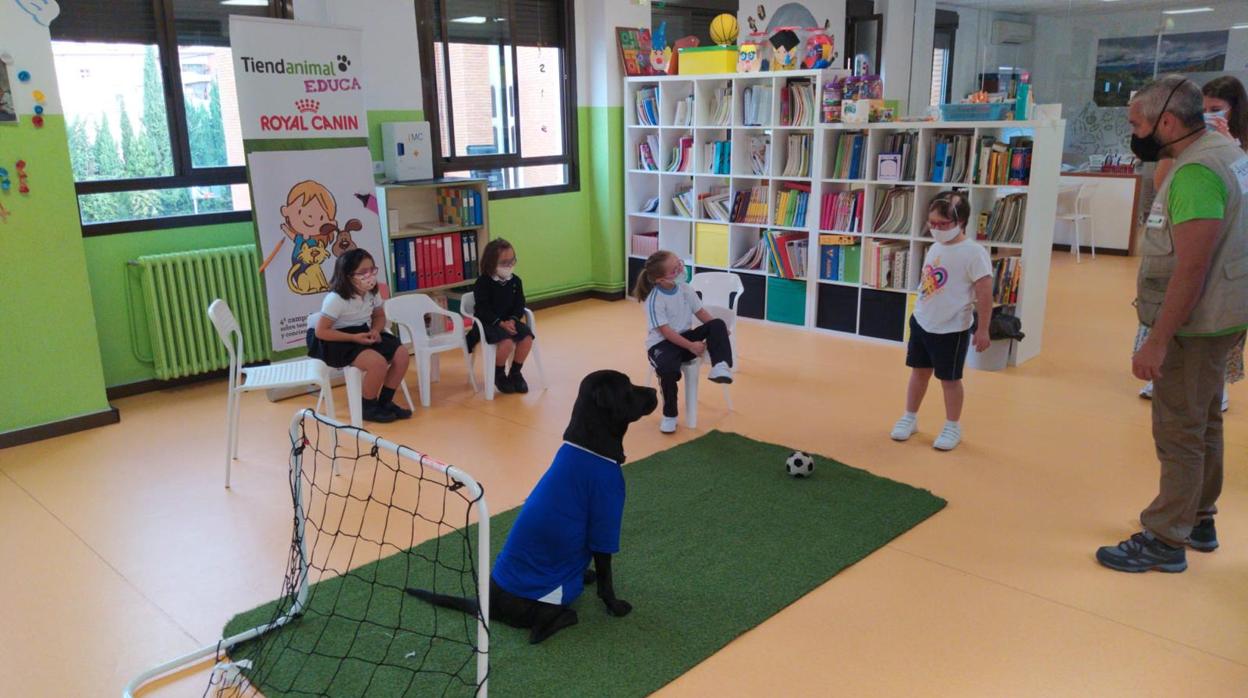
{"left": 306, "top": 248, "right": 411, "bottom": 423}
{"left": 891, "top": 192, "right": 993, "bottom": 451}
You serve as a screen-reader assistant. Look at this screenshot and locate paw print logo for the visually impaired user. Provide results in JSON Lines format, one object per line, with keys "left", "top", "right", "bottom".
{"left": 336, "top": 55, "right": 351, "bottom": 72}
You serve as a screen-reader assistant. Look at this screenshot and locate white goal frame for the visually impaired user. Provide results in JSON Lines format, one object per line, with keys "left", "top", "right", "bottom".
{"left": 123, "top": 408, "right": 491, "bottom": 697}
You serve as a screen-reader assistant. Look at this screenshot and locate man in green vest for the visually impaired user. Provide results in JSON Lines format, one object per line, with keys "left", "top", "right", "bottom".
{"left": 1097, "top": 75, "right": 1248, "bottom": 573}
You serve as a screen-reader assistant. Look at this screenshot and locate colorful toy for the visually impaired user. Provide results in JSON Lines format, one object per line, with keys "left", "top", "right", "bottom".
{"left": 770, "top": 29, "right": 801, "bottom": 71}
{"left": 738, "top": 41, "right": 764, "bottom": 73}
{"left": 650, "top": 22, "right": 672, "bottom": 75}
{"left": 709, "top": 13, "right": 739, "bottom": 47}
{"left": 803, "top": 32, "right": 834, "bottom": 69}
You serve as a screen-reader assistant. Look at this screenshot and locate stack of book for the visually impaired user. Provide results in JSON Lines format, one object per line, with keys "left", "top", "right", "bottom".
{"left": 437, "top": 187, "right": 484, "bottom": 226}
{"left": 975, "top": 135, "right": 1033, "bottom": 185}
{"left": 872, "top": 187, "right": 913, "bottom": 235}
{"left": 749, "top": 136, "right": 770, "bottom": 176}
{"left": 391, "top": 231, "right": 480, "bottom": 292}
{"left": 863, "top": 239, "right": 909, "bottom": 290}
{"left": 781, "top": 133, "right": 812, "bottom": 177}
{"left": 731, "top": 185, "right": 770, "bottom": 224}
{"left": 635, "top": 87, "right": 658, "bottom": 126}
{"left": 819, "top": 235, "right": 862, "bottom": 283}
{"left": 672, "top": 94, "right": 694, "bottom": 127}
{"left": 630, "top": 231, "right": 659, "bottom": 257}
{"left": 637, "top": 134, "right": 659, "bottom": 170}
{"left": 774, "top": 182, "right": 811, "bottom": 227}
{"left": 671, "top": 187, "right": 695, "bottom": 218}
{"left": 732, "top": 238, "right": 767, "bottom": 270}
{"left": 742, "top": 85, "right": 773, "bottom": 126}
{"left": 992, "top": 256, "right": 1022, "bottom": 305}
{"left": 666, "top": 136, "right": 694, "bottom": 172}
{"left": 766, "top": 230, "right": 808, "bottom": 279}
{"left": 640, "top": 196, "right": 659, "bottom": 214}
{"left": 780, "top": 78, "right": 815, "bottom": 127}
{"left": 829, "top": 132, "right": 867, "bottom": 180}
{"left": 983, "top": 193, "right": 1027, "bottom": 243}
{"left": 821, "top": 190, "right": 864, "bottom": 233}
{"left": 706, "top": 85, "right": 732, "bottom": 127}
{"left": 927, "top": 132, "right": 974, "bottom": 183}
{"left": 701, "top": 186, "right": 731, "bottom": 221}
{"left": 879, "top": 131, "right": 918, "bottom": 181}
{"left": 704, "top": 139, "right": 732, "bottom": 174}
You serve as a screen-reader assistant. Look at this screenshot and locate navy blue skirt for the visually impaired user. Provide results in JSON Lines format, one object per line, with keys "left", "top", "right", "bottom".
{"left": 306, "top": 324, "right": 402, "bottom": 369}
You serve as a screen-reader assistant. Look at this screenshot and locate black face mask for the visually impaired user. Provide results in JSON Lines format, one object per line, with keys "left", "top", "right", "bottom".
{"left": 1130, "top": 82, "right": 1204, "bottom": 162}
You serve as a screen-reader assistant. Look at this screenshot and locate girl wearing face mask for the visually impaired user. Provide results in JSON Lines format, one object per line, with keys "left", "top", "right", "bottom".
{"left": 633, "top": 250, "right": 733, "bottom": 434}
{"left": 1139, "top": 75, "right": 1247, "bottom": 409}
{"left": 891, "top": 192, "right": 993, "bottom": 452}
{"left": 469, "top": 238, "right": 535, "bottom": 394}
{"left": 307, "top": 248, "right": 411, "bottom": 423}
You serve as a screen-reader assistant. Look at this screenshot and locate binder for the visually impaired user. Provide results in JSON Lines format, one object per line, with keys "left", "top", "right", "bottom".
{"left": 404, "top": 239, "right": 416, "bottom": 289}
{"left": 420, "top": 236, "right": 432, "bottom": 288}
{"left": 428, "top": 235, "right": 442, "bottom": 287}
{"left": 392, "top": 240, "right": 407, "bottom": 291}
{"left": 441, "top": 234, "right": 455, "bottom": 285}
{"left": 449, "top": 232, "right": 464, "bottom": 283}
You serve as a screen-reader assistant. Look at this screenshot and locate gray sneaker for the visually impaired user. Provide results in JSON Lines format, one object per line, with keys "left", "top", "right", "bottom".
{"left": 1096, "top": 531, "right": 1187, "bottom": 573}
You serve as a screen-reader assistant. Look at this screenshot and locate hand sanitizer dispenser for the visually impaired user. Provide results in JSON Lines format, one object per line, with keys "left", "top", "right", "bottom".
{"left": 381, "top": 121, "right": 433, "bottom": 181}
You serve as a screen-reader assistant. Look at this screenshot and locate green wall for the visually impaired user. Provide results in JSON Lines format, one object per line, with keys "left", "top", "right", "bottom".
{"left": 0, "top": 115, "right": 111, "bottom": 432}
{"left": 86, "top": 107, "right": 626, "bottom": 389}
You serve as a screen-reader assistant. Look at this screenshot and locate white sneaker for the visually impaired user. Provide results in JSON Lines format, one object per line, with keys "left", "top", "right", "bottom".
{"left": 660, "top": 416, "right": 678, "bottom": 434}
{"left": 707, "top": 362, "right": 733, "bottom": 384}
{"left": 1140, "top": 382, "right": 1154, "bottom": 400}
{"left": 890, "top": 414, "right": 918, "bottom": 441}
{"left": 933, "top": 423, "right": 962, "bottom": 451}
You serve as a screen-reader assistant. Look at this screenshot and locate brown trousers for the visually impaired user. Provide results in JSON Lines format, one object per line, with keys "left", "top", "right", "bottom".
{"left": 1141, "top": 331, "right": 1245, "bottom": 546}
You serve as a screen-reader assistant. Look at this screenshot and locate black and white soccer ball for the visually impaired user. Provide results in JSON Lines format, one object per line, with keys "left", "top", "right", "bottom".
{"left": 785, "top": 451, "right": 814, "bottom": 478}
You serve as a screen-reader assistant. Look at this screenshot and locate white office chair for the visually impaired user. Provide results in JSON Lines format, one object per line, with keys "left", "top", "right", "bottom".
{"left": 1058, "top": 182, "right": 1097, "bottom": 263}
{"left": 690, "top": 271, "right": 745, "bottom": 369}
{"left": 385, "top": 294, "right": 478, "bottom": 407}
{"left": 208, "top": 299, "right": 335, "bottom": 488}
{"left": 460, "top": 291, "right": 547, "bottom": 400}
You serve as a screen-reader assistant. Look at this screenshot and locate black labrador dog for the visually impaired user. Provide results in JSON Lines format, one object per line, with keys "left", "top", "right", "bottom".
{"left": 408, "top": 370, "right": 657, "bottom": 643}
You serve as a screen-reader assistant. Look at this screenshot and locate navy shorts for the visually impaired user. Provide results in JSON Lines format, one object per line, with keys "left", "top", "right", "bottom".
{"left": 906, "top": 316, "right": 973, "bottom": 381}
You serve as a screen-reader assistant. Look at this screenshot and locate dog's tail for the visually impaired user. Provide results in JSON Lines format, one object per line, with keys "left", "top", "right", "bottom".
{"left": 405, "top": 588, "right": 480, "bottom": 615}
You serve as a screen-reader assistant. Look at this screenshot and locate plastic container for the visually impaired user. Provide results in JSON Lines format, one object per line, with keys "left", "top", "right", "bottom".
{"left": 967, "top": 338, "right": 1013, "bottom": 371}
{"left": 940, "top": 103, "right": 1012, "bottom": 122}
{"left": 678, "top": 46, "right": 738, "bottom": 75}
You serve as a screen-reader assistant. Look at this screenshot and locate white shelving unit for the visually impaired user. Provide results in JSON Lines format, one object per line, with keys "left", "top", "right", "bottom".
{"left": 624, "top": 70, "right": 1065, "bottom": 366}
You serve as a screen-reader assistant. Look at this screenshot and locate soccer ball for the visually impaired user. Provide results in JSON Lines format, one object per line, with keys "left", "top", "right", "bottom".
{"left": 785, "top": 451, "right": 814, "bottom": 478}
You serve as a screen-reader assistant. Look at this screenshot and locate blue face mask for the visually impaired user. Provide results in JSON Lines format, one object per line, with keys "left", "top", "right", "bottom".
{"left": 1204, "top": 109, "right": 1228, "bottom": 130}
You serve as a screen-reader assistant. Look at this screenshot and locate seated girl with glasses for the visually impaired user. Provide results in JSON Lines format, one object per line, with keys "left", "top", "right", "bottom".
{"left": 468, "top": 238, "right": 535, "bottom": 395}
{"left": 306, "top": 248, "right": 412, "bottom": 423}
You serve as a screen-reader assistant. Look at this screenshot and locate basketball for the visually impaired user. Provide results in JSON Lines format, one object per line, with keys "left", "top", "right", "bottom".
{"left": 709, "top": 13, "right": 739, "bottom": 47}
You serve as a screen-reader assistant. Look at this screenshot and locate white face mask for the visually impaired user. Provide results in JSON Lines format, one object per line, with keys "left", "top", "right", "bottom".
{"left": 931, "top": 225, "right": 963, "bottom": 244}
{"left": 495, "top": 264, "right": 515, "bottom": 281}
{"left": 352, "top": 269, "right": 378, "bottom": 292}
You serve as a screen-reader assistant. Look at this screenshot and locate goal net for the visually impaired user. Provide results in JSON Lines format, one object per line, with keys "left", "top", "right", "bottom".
{"left": 123, "top": 409, "right": 490, "bottom": 697}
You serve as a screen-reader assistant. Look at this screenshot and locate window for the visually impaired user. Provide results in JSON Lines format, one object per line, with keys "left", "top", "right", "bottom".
{"left": 51, "top": 0, "right": 290, "bottom": 235}
{"left": 417, "top": 0, "right": 578, "bottom": 198}
{"left": 931, "top": 9, "right": 958, "bottom": 106}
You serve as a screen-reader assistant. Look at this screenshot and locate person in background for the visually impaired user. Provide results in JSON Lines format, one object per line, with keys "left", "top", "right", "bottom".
{"left": 1097, "top": 75, "right": 1248, "bottom": 574}
{"left": 1138, "top": 75, "right": 1248, "bottom": 410}
{"left": 468, "top": 238, "right": 535, "bottom": 395}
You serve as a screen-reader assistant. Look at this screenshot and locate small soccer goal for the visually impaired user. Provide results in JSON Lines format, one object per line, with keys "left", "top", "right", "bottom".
{"left": 123, "top": 409, "right": 490, "bottom": 697}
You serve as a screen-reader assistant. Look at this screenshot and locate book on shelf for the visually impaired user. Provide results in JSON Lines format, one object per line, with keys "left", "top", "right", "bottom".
{"left": 703, "top": 139, "right": 732, "bottom": 174}
{"left": 731, "top": 185, "right": 770, "bottom": 225}
{"left": 640, "top": 196, "right": 660, "bottom": 214}
{"left": 672, "top": 94, "right": 694, "bottom": 127}
{"left": 781, "top": 133, "right": 812, "bottom": 177}
{"left": 637, "top": 134, "right": 660, "bottom": 170}
{"left": 765, "top": 230, "right": 808, "bottom": 279}
{"left": 672, "top": 187, "right": 695, "bottom": 218}
{"left": 732, "top": 238, "right": 767, "bottom": 270}
{"left": 983, "top": 192, "right": 1027, "bottom": 243}
{"left": 927, "top": 133, "right": 973, "bottom": 183}
{"left": 829, "top": 132, "right": 867, "bottom": 180}
{"left": 872, "top": 187, "right": 913, "bottom": 235}
{"left": 702, "top": 186, "right": 731, "bottom": 221}
{"left": 880, "top": 131, "right": 917, "bottom": 181}
{"left": 707, "top": 85, "right": 732, "bottom": 127}
{"left": 780, "top": 78, "right": 815, "bottom": 127}
{"left": 992, "top": 256, "right": 1022, "bottom": 305}
{"left": 742, "top": 85, "right": 773, "bottom": 126}
{"left": 749, "top": 135, "right": 769, "bottom": 176}
{"left": 774, "top": 182, "right": 811, "bottom": 227}
{"left": 666, "top": 135, "right": 694, "bottom": 172}
{"left": 820, "top": 240, "right": 862, "bottom": 283}
{"left": 820, "top": 190, "right": 864, "bottom": 233}
{"left": 392, "top": 230, "right": 479, "bottom": 292}
{"left": 436, "top": 187, "right": 483, "bottom": 226}
{"left": 863, "top": 238, "right": 909, "bottom": 290}
{"left": 635, "top": 87, "right": 659, "bottom": 126}
{"left": 631, "top": 231, "right": 659, "bottom": 257}
{"left": 973, "top": 135, "right": 1033, "bottom": 185}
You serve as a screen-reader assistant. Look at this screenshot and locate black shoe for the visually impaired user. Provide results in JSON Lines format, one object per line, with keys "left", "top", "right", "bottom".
{"left": 1096, "top": 531, "right": 1186, "bottom": 573}
{"left": 495, "top": 373, "right": 516, "bottom": 395}
{"left": 509, "top": 370, "right": 529, "bottom": 394}
{"left": 362, "top": 399, "right": 397, "bottom": 423}
{"left": 385, "top": 401, "right": 413, "bottom": 420}
{"left": 1187, "top": 518, "right": 1218, "bottom": 552}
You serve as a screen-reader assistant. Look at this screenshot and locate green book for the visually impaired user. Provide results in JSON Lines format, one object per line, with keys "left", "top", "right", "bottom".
{"left": 842, "top": 243, "right": 862, "bottom": 284}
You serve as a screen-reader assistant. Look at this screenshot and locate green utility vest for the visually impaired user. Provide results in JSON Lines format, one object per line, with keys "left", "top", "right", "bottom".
{"left": 1137, "top": 131, "right": 1248, "bottom": 335}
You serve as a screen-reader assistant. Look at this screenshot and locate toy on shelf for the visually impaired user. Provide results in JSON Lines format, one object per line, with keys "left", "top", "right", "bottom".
{"left": 710, "top": 13, "right": 738, "bottom": 46}
{"left": 802, "top": 30, "right": 835, "bottom": 69}
{"left": 738, "top": 39, "right": 764, "bottom": 73}
{"left": 650, "top": 22, "right": 672, "bottom": 75}
{"left": 770, "top": 29, "right": 801, "bottom": 71}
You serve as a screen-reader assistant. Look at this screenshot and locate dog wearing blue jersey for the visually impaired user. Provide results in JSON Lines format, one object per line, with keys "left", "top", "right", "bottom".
{"left": 408, "top": 370, "right": 658, "bottom": 643}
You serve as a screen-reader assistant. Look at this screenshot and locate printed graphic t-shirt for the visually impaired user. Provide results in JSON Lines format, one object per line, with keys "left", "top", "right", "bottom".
{"left": 914, "top": 239, "right": 992, "bottom": 334}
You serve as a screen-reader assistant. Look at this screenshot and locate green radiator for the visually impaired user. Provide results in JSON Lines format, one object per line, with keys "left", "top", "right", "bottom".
{"left": 130, "top": 245, "right": 271, "bottom": 380}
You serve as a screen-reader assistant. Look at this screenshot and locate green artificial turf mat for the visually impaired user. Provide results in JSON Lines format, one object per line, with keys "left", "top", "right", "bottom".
{"left": 221, "top": 430, "right": 946, "bottom": 696}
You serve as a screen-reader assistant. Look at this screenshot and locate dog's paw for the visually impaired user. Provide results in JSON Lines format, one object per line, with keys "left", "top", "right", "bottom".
{"left": 604, "top": 598, "right": 633, "bottom": 617}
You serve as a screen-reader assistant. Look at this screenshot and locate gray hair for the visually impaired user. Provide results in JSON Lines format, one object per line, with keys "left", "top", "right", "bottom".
{"left": 1131, "top": 74, "right": 1204, "bottom": 128}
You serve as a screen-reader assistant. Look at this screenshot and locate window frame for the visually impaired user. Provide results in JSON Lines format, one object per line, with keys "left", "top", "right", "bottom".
{"left": 66, "top": 0, "right": 294, "bottom": 237}
{"left": 415, "top": 0, "right": 580, "bottom": 200}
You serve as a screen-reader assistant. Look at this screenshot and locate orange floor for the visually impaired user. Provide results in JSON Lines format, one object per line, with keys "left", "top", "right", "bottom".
{"left": 2, "top": 254, "right": 1246, "bottom": 697}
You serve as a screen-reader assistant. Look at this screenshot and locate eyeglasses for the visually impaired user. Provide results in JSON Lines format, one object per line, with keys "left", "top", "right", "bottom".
{"left": 498, "top": 258, "right": 518, "bottom": 268}
{"left": 352, "top": 268, "right": 378, "bottom": 278}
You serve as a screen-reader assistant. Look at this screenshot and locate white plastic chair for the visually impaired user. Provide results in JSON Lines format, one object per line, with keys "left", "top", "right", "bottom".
{"left": 307, "top": 311, "right": 414, "bottom": 428}
{"left": 460, "top": 291, "right": 547, "bottom": 400}
{"left": 209, "top": 299, "right": 335, "bottom": 488}
{"left": 690, "top": 271, "right": 745, "bottom": 368}
{"left": 1058, "top": 183, "right": 1096, "bottom": 263}
{"left": 385, "top": 294, "right": 478, "bottom": 407}
{"left": 649, "top": 357, "right": 733, "bottom": 430}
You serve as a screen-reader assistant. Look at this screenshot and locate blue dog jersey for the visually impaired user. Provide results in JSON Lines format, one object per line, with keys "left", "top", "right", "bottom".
{"left": 492, "top": 443, "right": 625, "bottom": 605}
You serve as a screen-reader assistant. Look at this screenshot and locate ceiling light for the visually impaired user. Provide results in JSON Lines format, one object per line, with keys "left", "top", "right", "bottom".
{"left": 452, "top": 16, "right": 488, "bottom": 24}
{"left": 1233, "top": 24, "right": 1248, "bottom": 30}
{"left": 220, "top": 0, "right": 268, "bottom": 5}
{"left": 1163, "top": 7, "right": 1213, "bottom": 14}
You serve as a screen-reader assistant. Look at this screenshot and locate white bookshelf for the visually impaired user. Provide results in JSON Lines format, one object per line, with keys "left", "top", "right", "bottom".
{"left": 624, "top": 70, "right": 1065, "bottom": 366}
